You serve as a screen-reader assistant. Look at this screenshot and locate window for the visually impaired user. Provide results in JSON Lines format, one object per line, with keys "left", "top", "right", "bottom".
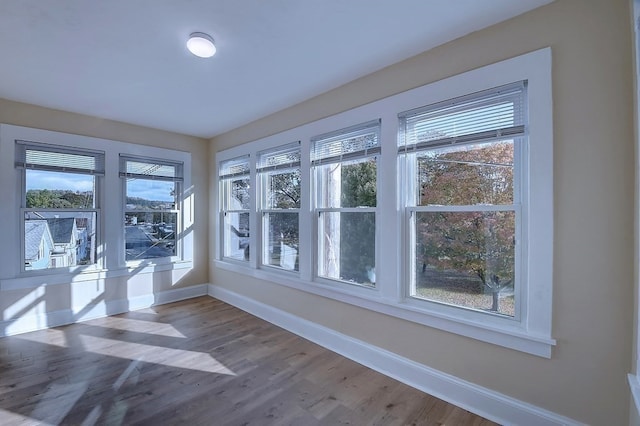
{"left": 120, "top": 156, "right": 183, "bottom": 262}
{"left": 399, "top": 82, "right": 526, "bottom": 318}
{"left": 219, "top": 156, "right": 251, "bottom": 262}
{"left": 312, "top": 120, "right": 380, "bottom": 287}
{"left": 214, "top": 49, "right": 553, "bottom": 356}
{"left": 16, "top": 140, "right": 103, "bottom": 271}
{"left": 258, "top": 143, "right": 301, "bottom": 272}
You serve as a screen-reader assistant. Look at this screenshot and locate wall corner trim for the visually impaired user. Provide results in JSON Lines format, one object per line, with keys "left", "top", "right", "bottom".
{"left": 208, "top": 284, "right": 583, "bottom": 426}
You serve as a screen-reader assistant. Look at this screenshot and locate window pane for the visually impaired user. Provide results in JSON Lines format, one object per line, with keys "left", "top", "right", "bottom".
{"left": 24, "top": 211, "right": 97, "bottom": 270}
{"left": 225, "top": 177, "right": 250, "bottom": 210}
{"left": 418, "top": 140, "right": 513, "bottom": 206}
{"left": 126, "top": 180, "right": 175, "bottom": 208}
{"left": 265, "top": 170, "right": 300, "bottom": 209}
{"left": 318, "top": 211, "right": 375, "bottom": 286}
{"left": 125, "top": 212, "right": 177, "bottom": 260}
{"left": 263, "top": 212, "right": 298, "bottom": 271}
{"left": 26, "top": 170, "right": 94, "bottom": 208}
{"left": 317, "top": 158, "right": 377, "bottom": 208}
{"left": 413, "top": 210, "right": 515, "bottom": 316}
{"left": 224, "top": 212, "right": 250, "bottom": 261}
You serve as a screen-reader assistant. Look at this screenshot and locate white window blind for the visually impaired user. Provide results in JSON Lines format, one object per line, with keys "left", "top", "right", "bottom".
{"left": 219, "top": 156, "right": 250, "bottom": 179}
{"left": 311, "top": 119, "right": 381, "bottom": 166}
{"left": 119, "top": 156, "right": 183, "bottom": 182}
{"left": 398, "top": 81, "right": 526, "bottom": 153}
{"left": 257, "top": 142, "right": 300, "bottom": 173}
{"left": 15, "top": 140, "right": 105, "bottom": 175}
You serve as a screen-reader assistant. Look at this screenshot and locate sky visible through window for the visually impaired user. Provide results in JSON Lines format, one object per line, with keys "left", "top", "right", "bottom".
{"left": 27, "top": 170, "right": 172, "bottom": 201}
{"left": 126, "top": 180, "right": 174, "bottom": 202}
{"left": 26, "top": 170, "right": 93, "bottom": 192}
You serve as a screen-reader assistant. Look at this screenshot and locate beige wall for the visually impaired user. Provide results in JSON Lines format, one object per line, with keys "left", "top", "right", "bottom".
{"left": 0, "top": 98, "right": 210, "bottom": 287}
{"left": 210, "top": 0, "right": 635, "bottom": 423}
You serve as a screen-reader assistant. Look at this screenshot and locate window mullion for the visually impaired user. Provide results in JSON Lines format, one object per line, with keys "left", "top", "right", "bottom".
{"left": 248, "top": 155, "right": 258, "bottom": 269}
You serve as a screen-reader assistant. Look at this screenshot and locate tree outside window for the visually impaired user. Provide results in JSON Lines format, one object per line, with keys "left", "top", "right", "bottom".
{"left": 400, "top": 82, "right": 526, "bottom": 317}
{"left": 313, "top": 121, "right": 380, "bottom": 287}
{"left": 414, "top": 141, "right": 516, "bottom": 315}
{"left": 259, "top": 144, "right": 301, "bottom": 271}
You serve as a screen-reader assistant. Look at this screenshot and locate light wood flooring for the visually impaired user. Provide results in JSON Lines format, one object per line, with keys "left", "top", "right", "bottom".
{"left": 0, "top": 296, "right": 498, "bottom": 425}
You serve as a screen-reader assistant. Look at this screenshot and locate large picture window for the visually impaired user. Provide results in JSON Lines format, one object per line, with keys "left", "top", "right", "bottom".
{"left": 258, "top": 143, "right": 300, "bottom": 272}
{"left": 219, "top": 156, "right": 251, "bottom": 262}
{"left": 16, "top": 141, "right": 103, "bottom": 271}
{"left": 120, "top": 156, "right": 183, "bottom": 262}
{"left": 399, "top": 82, "right": 526, "bottom": 317}
{"left": 312, "top": 120, "right": 380, "bottom": 287}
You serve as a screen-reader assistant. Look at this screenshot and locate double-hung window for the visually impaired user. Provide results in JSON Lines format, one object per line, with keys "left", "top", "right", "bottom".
{"left": 312, "top": 120, "right": 380, "bottom": 287}
{"left": 220, "top": 156, "right": 251, "bottom": 262}
{"left": 399, "top": 82, "right": 526, "bottom": 318}
{"left": 16, "top": 140, "right": 103, "bottom": 271}
{"left": 120, "top": 156, "right": 183, "bottom": 262}
{"left": 258, "top": 143, "right": 301, "bottom": 272}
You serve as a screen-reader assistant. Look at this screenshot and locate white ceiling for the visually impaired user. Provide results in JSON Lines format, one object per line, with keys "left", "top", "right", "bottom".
{"left": 0, "top": 1, "right": 553, "bottom": 139}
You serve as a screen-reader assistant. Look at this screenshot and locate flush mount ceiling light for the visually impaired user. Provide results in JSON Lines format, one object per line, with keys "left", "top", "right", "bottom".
{"left": 187, "top": 32, "right": 216, "bottom": 58}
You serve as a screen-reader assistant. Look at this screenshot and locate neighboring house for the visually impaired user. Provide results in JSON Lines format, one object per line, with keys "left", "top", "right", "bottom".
{"left": 75, "top": 217, "right": 89, "bottom": 263}
{"left": 24, "top": 220, "right": 54, "bottom": 270}
{"left": 46, "top": 217, "right": 78, "bottom": 268}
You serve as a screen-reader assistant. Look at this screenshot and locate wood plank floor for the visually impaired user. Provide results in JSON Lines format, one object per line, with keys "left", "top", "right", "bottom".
{"left": 0, "top": 297, "right": 498, "bottom": 425}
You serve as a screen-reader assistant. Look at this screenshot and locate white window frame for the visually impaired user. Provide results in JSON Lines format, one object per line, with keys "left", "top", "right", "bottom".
{"left": 0, "top": 124, "right": 193, "bottom": 290}
{"left": 16, "top": 140, "right": 104, "bottom": 274}
{"left": 311, "top": 120, "right": 381, "bottom": 290}
{"left": 219, "top": 155, "right": 252, "bottom": 264}
{"left": 398, "top": 82, "right": 527, "bottom": 326}
{"left": 214, "top": 48, "right": 554, "bottom": 357}
{"left": 629, "top": 0, "right": 640, "bottom": 412}
{"left": 120, "top": 155, "right": 184, "bottom": 265}
{"left": 257, "top": 142, "right": 301, "bottom": 274}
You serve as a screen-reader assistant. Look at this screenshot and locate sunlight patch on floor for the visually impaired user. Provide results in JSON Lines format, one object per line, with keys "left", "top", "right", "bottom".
{"left": 90, "top": 316, "right": 187, "bottom": 338}
{"left": 79, "top": 335, "right": 236, "bottom": 375}
{"left": 0, "top": 408, "right": 54, "bottom": 426}
{"left": 16, "top": 328, "right": 69, "bottom": 347}
{"left": 30, "top": 381, "right": 89, "bottom": 425}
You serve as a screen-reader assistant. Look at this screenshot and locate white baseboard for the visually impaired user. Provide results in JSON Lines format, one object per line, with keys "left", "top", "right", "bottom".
{"left": 0, "top": 284, "right": 208, "bottom": 337}
{"left": 209, "top": 284, "right": 582, "bottom": 426}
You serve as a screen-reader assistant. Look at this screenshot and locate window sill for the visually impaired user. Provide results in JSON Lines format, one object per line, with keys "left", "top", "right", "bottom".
{"left": 214, "top": 259, "right": 556, "bottom": 358}
{"left": 1, "top": 260, "right": 193, "bottom": 291}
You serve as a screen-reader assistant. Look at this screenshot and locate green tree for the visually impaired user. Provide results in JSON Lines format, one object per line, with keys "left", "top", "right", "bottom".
{"left": 27, "top": 189, "right": 93, "bottom": 209}
{"left": 266, "top": 170, "right": 301, "bottom": 269}
{"left": 418, "top": 141, "right": 515, "bottom": 313}
{"left": 339, "top": 159, "right": 376, "bottom": 284}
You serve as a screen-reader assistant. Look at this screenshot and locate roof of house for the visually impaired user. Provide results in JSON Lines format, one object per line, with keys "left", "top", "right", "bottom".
{"left": 46, "top": 218, "right": 76, "bottom": 244}
{"left": 24, "top": 220, "right": 51, "bottom": 261}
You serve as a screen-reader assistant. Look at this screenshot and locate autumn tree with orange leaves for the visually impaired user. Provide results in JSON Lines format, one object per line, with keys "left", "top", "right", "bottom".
{"left": 417, "top": 140, "right": 516, "bottom": 313}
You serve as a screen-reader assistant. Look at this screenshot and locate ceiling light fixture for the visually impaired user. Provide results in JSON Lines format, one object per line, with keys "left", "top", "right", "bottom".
{"left": 187, "top": 32, "right": 216, "bottom": 58}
